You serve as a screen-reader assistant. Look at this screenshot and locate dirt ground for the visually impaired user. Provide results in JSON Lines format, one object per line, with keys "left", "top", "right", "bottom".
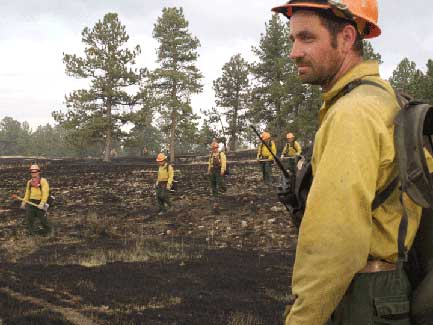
{"left": 0, "top": 156, "right": 297, "bottom": 325}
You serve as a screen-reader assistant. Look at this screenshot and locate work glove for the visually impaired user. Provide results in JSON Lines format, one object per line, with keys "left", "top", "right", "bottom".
{"left": 37, "top": 202, "right": 45, "bottom": 210}
{"left": 167, "top": 184, "right": 172, "bottom": 191}
{"left": 20, "top": 202, "right": 26, "bottom": 210}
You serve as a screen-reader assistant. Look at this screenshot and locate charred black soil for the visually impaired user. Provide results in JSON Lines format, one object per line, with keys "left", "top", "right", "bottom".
{"left": 0, "top": 156, "right": 296, "bottom": 325}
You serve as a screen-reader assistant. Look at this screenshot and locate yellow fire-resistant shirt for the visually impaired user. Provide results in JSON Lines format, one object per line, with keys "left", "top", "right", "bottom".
{"left": 24, "top": 178, "right": 50, "bottom": 203}
{"left": 257, "top": 141, "right": 276, "bottom": 160}
{"left": 286, "top": 61, "right": 425, "bottom": 324}
{"left": 208, "top": 151, "right": 227, "bottom": 174}
{"left": 281, "top": 141, "right": 302, "bottom": 157}
{"left": 157, "top": 163, "right": 174, "bottom": 189}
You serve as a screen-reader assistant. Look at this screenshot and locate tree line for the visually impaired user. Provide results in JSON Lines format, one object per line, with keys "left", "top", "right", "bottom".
{"left": 1, "top": 8, "right": 432, "bottom": 159}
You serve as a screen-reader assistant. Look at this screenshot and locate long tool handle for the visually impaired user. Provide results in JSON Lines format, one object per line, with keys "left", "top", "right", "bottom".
{"left": 12, "top": 195, "right": 46, "bottom": 210}
{"left": 250, "top": 125, "right": 291, "bottom": 179}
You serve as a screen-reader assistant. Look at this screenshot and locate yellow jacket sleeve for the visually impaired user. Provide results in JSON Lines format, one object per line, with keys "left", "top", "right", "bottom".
{"left": 294, "top": 141, "right": 302, "bottom": 155}
{"left": 167, "top": 165, "right": 174, "bottom": 188}
{"left": 23, "top": 180, "right": 31, "bottom": 201}
{"left": 40, "top": 178, "right": 50, "bottom": 203}
{"left": 220, "top": 152, "right": 227, "bottom": 174}
{"left": 286, "top": 98, "right": 386, "bottom": 324}
{"left": 208, "top": 154, "right": 212, "bottom": 173}
{"left": 256, "top": 144, "right": 262, "bottom": 159}
{"left": 270, "top": 141, "right": 276, "bottom": 160}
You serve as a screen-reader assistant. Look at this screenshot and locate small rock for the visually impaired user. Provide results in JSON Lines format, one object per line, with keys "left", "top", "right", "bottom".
{"left": 241, "top": 220, "right": 248, "bottom": 228}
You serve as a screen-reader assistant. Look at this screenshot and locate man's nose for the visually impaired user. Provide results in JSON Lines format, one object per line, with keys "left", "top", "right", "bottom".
{"left": 289, "top": 41, "right": 304, "bottom": 60}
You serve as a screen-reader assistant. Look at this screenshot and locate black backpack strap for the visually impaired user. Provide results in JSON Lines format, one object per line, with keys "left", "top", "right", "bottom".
{"left": 328, "top": 78, "right": 389, "bottom": 107}
{"left": 371, "top": 177, "right": 399, "bottom": 211}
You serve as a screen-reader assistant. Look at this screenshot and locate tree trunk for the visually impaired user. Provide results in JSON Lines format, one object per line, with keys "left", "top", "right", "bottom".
{"left": 169, "top": 84, "right": 177, "bottom": 163}
{"left": 103, "top": 100, "right": 112, "bottom": 162}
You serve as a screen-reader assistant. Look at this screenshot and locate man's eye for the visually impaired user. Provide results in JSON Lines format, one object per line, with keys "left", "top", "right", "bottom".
{"left": 302, "top": 35, "right": 315, "bottom": 42}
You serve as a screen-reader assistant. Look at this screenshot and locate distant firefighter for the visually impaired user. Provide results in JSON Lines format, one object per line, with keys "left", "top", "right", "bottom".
{"left": 281, "top": 132, "right": 302, "bottom": 174}
{"left": 155, "top": 153, "right": 174, "bottom": 215}
{"left": 281, "top": 133, "right": 302, "bottom": 157}
{"left": 256, "top": 132, "right": 276, "bottom": 184}
{"left": 21, "top": 164, "right": 51, "bottom": 236}
{"left": 207, "top": 142, "right": 227, "bottom": 196}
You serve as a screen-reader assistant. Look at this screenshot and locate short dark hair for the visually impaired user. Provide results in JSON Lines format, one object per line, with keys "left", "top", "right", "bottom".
{"left": 294, "top": 8, "right": 364, "bottom": 56}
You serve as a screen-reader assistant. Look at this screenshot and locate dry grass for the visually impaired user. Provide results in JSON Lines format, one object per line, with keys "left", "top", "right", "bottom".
{"left": 227, "top": 311, "right": 265, "bottom": 325}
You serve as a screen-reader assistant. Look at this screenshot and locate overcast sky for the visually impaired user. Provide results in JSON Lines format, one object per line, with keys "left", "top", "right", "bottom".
{"left": 1, "top": 0, "right": 432, "bottom": 129}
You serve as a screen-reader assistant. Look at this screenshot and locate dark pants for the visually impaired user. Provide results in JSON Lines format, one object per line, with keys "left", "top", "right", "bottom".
{"left": 25, "top": 200, "right": 50, "bottom": 235}
{"left": 328, "top": 266, "right": 411, "bottom": 325}
{"left": 156, "top": 185, "right": 171, "bottom": 212}
{"left": 260, "top": 161, "right": 272, "bottom": 184}
{"left": 209, "top": 169, "right": 226, "bottom": 196}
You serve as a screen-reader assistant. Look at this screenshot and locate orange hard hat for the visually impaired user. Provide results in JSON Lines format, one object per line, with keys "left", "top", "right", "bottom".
{"left": 287, "top": 132, "right": 295, "bottom": 139}
{"left": 211, "top": 142, "right": 219, "bottom": 149}
{"left": 261, "top": 132, "right": 271, "bottom": 140}
{"left": 156, "top": 153, "right": 167, "bottom": 162}
{"left": 29, "top": 164, "right": 40, "bottom": 171}
{"left": 272, "top": 0, "right": 381, "bottom": 39}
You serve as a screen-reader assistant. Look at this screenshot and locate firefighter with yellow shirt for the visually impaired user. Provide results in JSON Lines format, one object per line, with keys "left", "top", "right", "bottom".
{"left": 155, "top": 153, "right": 174, "bottom": 215}
{"left": 208, "top": 142, "right": 227, "bottom": 196}
{"left": 256, "top": 131, "right": 276, "bottom": 184}
{"left": 21, "top": 164, "right": 51, "bottom": 236}
{"left": 281, "top": 132, "right": 302, "bottom": 174}
{"left": 271, "top": 0, "right": 428, "bottom": 324}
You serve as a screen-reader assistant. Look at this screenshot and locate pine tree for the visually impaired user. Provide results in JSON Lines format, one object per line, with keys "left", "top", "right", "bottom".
{"left": 53, "top": 13, "right": 143, "bottom": 161}
{"left": 363, "top": 40, "right": 382, "bottom": 63}
{"left": 213, "top": 54, "right": 250, "bottom": 151}
{"left": 151, "top": 7, "right": 203, "bottom": 161}
{"left": 250, "top": 16, "right": 319, "bottom": 148}
{"left": 389, "top": 58, "right": 424, "bottom": 98}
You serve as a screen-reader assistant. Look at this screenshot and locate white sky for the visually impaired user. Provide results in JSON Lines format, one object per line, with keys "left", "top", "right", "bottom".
{"left": 0, "top": 0, "right": 432, "bottom": 129}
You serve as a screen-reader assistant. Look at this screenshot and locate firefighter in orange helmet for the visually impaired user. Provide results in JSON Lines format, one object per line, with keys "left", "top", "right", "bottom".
{"left": 256, "top": 131, "right": 277, "bottom": 184}
{"left": 207, "top": 141, "right": 227, "bottom": 196}
{"left": 22, "top": 164, "right": 51, "bottom": 236}
{"left": 272, "top": 1, "right": 418, "bottom": 324}
{"left": 155, "top": 153, "right": 174, "bottom": 215}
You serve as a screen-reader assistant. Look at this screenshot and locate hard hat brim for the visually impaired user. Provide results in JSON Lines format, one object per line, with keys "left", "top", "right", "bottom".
{"left": 271, "top": 2, "right": 381, "bottom": 39}
{"left": 272, "top": 3, "right": 331, "bottom": 18}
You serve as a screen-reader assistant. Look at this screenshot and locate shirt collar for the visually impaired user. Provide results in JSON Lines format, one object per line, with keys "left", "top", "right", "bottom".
{"left": 319, "top": 60, "right": 381, "bottom": 124}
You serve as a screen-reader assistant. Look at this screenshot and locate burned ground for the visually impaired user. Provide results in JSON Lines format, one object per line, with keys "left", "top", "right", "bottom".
{"left": 0, "top": 156, "right": 297, "bottom": 325}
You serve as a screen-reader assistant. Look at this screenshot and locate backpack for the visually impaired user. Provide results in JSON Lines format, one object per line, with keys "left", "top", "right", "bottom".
{"left": 286, "top": 79, "right": 433, "bottom": 322}
{"left": 164, "top": 163, "right": 177, "bottom": 192}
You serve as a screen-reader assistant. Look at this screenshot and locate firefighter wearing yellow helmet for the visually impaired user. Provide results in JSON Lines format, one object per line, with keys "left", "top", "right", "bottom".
{"left": 272, "top": 0, "right": 423, "bottom": 323}
{"left": 256, "top": 131, "right": 276, "bottom": 184}
{"left": 155, "top": 153, "right": 174, "bottom": 215}
{"left": 21, "top": 164, "right": 51, "bottom": 236}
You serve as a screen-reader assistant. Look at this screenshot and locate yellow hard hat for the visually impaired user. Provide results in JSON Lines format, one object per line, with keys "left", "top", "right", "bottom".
{"left": 261, "top": 132, "right": 271, "bottom": 140}
{"left": 156, "top": 153, "right": 167, "bottom": 162}
{"left": 29, "top": 164, "right": 40, "bottom": 171}
{"left": 272, "top": 0, "right": 381, "bottom": 39}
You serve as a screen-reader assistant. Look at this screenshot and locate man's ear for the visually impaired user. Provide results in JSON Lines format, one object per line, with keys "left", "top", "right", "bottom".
{"left": 340, "top": 24, "right": 358, "bottom": 53}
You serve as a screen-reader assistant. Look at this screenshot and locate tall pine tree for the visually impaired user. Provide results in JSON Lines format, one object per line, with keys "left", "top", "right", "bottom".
{"left": 53, "top": 13, "right": 143, "bottom": 161}
{"left": 150, "top": 7, "right": 203, "bottom": 161}
{"left": 213, "top": 54, "right": 250, "bottom": 151}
